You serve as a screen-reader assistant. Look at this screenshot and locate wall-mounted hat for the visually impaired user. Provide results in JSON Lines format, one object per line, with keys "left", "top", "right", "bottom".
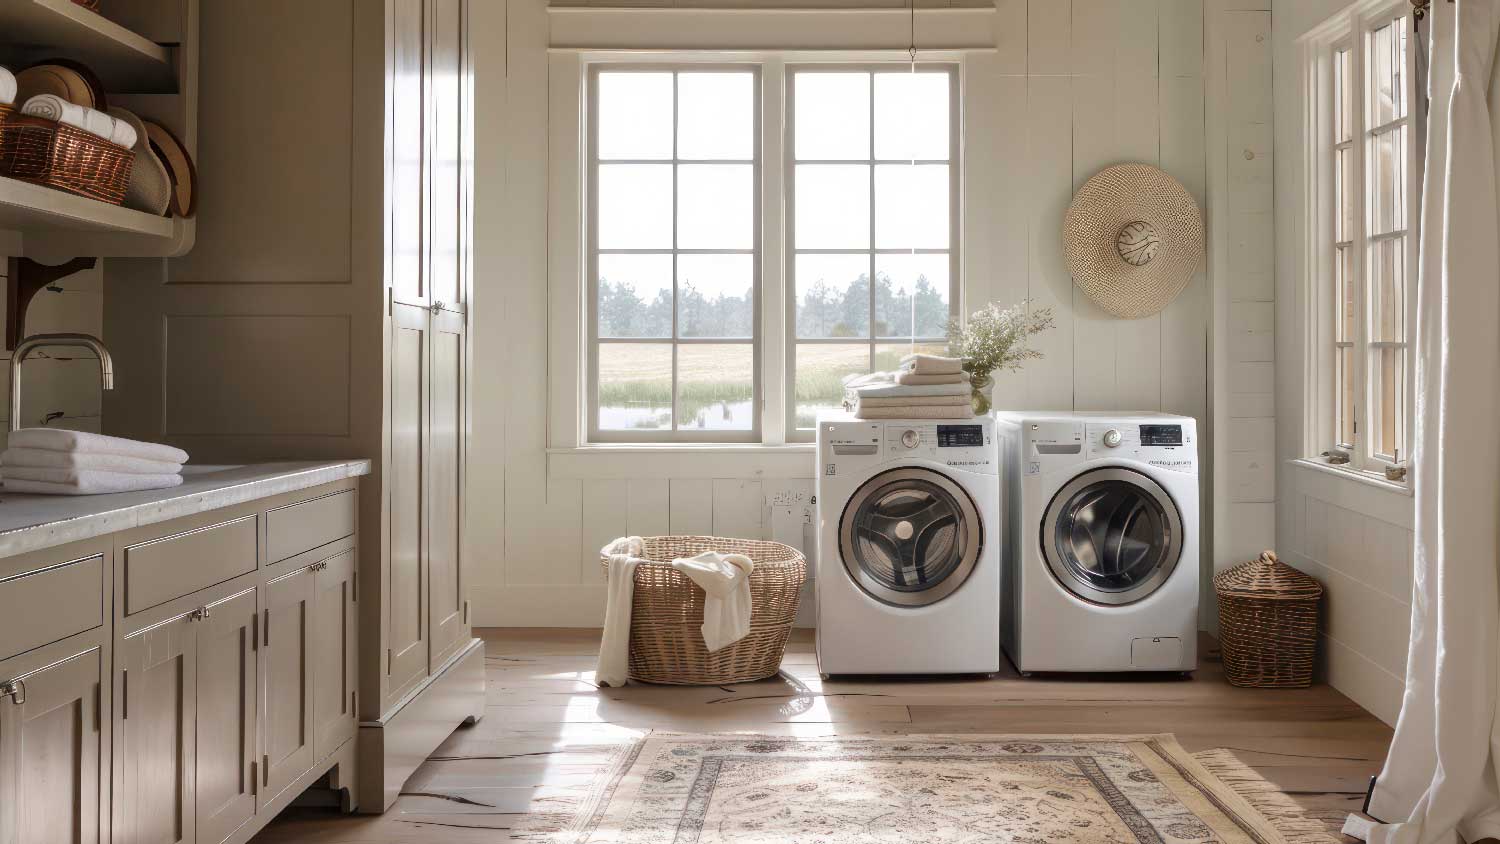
{"left": 1063, "top": 163, "right": 1205, "bottom": 319}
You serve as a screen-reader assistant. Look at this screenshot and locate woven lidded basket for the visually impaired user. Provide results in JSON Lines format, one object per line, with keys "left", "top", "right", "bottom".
{"left": 1214, "top": 550, "right": 1324, "bottom": 688}
{"left": 600, "top": 535, "right": 806, "bottom": 685}
{"left": 0, "top": 113, "right": 134, "bottom": 205}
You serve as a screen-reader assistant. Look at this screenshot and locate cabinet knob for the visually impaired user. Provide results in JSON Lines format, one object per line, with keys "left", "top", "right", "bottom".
{"left": 0, "top": 678, "right": 25, "bottom": 705}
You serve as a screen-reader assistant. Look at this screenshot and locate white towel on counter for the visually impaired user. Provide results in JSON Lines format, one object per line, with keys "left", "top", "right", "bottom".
{"left": 0, "top": 66, "right": 15, "bottom": 106}
{"left": 2, "top": 470, "right": 184, "bottom": 495}
{"left": 9, "top": 428, "right": 189, "bottom": 465}
{"left": 670, "top": 551, "right": 755, "bottom": 653}
{"left": 900, "top": 353, "right": 964, "bottom": 376}
{"left": 854, "top": 404, "right": 974, "bottom": 420}
{"left": 597, "top": 536, "right": 645, "bottom": 688}
{"left": 20, "top": 95, "right": 137, "bottom": 148}
{"left": 1, "top": 448, "right": 181, "bottom": 475}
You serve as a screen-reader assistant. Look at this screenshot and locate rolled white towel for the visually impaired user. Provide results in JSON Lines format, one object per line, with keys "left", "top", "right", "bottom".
{"left": 2, "top": 469, "right": 184, "bottom": 496}
{"left": 899, "top": 353, "right": 964, "bottom": 376}
{"left": 20, "top": 95, "right": 136, "bottom": 148}
{"left": 0, "top": 66, "right": 15, "bottom": 106}
{"left": 8, "top": 428, "right": 189, "bottom": 465}
{"left": 2, "top": 447, "right": 181, "bottom": 475}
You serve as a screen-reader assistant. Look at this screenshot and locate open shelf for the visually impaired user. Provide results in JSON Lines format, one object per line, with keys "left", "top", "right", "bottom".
{"left": 0, "top": 0, "right": 176, "bottom": 93}
{"left": 0, "top": 175, "right": 173, "bottom": 238}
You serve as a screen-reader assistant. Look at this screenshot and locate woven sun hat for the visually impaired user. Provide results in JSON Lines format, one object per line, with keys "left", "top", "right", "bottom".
{"left": 1063, "top": 163, "right": 1205, "bottom": 319}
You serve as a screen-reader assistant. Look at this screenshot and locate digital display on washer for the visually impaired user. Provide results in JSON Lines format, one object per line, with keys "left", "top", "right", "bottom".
{"left": 1140, "top": 424, "right": 1183, "bottom": 446}
{"left": 937, "top": 425, "right": 985, "bottom": 448}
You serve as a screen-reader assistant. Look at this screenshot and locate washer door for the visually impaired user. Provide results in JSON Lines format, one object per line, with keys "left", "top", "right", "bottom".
{"left": 1041, "top": 467, "right": 1183, "bottom": 605}
{"left": 838, "top": 467, "right": 983, "bottom": 607}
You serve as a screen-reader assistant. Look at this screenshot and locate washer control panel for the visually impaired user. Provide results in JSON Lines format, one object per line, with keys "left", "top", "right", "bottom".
{"left": 1084, "top": 422, "right": 1197, "bottom": 473}
{"left": 882, "top": 421, "right": 995, "bottom": 471}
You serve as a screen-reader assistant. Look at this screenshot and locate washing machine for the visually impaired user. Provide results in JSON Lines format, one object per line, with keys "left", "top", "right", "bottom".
{"left": 815, "top": 411, "right": 1000, "bottom": 676}
{"left": 995, "top": 412, "right": 1200, "bottom": 674}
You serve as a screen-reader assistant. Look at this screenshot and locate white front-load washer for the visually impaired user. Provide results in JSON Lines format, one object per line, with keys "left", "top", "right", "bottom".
{"left": 995, "top": 412, "right": 1200, "bottom": 673}
{"left": 815, "top": 411, "right": 1000, "bottom": 676}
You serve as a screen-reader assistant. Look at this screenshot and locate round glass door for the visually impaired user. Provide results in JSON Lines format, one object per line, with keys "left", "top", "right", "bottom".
{"left": 838, "top": 467, "right": 982, "bottom": 607}
{"left": 1041, "top": 467, "right": 1183, "bottom": 605}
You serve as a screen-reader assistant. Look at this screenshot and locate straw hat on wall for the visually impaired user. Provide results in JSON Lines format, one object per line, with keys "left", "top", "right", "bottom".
{"left": 1063, "top": 163, "right": 1205, "bottom": 319}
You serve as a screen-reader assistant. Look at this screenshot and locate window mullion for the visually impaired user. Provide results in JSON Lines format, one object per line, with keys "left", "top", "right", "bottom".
{"left": 868, "top": 72, "right": 877, "bottom": 375}
{"left": 761, "top": 60, "right": 787, "bottom": 446}
{"left": 670, "top": 71, "right": 681, "bottom": 433}
{"left": 1353, "top": 23, "right": 1371, "bottom": 473}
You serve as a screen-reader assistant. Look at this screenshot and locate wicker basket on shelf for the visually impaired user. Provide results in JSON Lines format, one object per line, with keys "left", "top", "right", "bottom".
{"left": 600, "top": 535, "right": 806, "bottom": 685}
{"left": 0, "top": 113, "right": 134, "bottom": 205}
{"left": 1214, "top": 550, "right": 1324, "bottom": 688}
{"left": 0, "top": 103, "right": 14, "bottom": 148}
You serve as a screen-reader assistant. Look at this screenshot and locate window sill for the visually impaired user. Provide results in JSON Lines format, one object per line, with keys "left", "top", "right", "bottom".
{"left": 547, "top": 443, "right": 816, "bottom": 480}
{"left": 550, "top": 444, "right": 814, "bottom": 455}
{"left": 1288, "top": 457, "right": 1413, "bottom": 496}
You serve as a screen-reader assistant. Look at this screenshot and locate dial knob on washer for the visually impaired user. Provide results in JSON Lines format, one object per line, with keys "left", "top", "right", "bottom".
{"left": 1102, "top": 429, "right": 1123, "bottom": 448}
{"left": 901, "top": 429, "right": 921, "bottom": 449}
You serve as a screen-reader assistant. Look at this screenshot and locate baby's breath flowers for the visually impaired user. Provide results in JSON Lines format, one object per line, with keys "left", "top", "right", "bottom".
{"left": 946, "top": 300, "right": 1055, "bottom": 414}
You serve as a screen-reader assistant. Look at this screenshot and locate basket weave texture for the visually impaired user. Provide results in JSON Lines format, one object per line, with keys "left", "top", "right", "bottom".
{"left": 600, "top": 535, "right": 806, "bottom": 685}
{"left": 1214, "top": 550, "right": 1324, "bottom": 688}
{"left": 0, "top": 113, "right": 134, "bottom": 205}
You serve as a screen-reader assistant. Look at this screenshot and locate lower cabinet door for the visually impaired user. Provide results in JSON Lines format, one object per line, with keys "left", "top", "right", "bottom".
{"left": 0, "top": 646, "right": 104, "bottom": 844}
{"left": 194, "top": 589, "right": 257, "bottom": 844}
{"left": 261, "top": 566, "right": 315, "bottom": 808}
{"left": 312, "top": 549, "right": 356, "bottom": 760}
{"left": 115, "top": 613, "right": 197, "bottom": 844}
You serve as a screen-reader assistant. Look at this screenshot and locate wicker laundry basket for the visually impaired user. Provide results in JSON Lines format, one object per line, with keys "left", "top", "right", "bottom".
{"left": 1214, "top": 551, "right": 1324, "bottom": 688}
{"left": 600, "top": 536, "right": 806, "bottom": 685}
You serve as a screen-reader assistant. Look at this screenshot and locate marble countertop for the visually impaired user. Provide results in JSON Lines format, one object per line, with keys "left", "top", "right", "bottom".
{"left": 0, "top": 460, "right": 371, "bottom": 560}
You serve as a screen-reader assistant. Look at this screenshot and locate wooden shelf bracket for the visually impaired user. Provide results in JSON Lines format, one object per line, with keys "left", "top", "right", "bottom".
{"left": 6, "top": 256, "right": 96, "bottom": 352}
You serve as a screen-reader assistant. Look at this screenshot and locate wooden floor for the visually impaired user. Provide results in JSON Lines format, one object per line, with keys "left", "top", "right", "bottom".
{"left": 252, "top": 627, "right": 1391, "bottom": 842}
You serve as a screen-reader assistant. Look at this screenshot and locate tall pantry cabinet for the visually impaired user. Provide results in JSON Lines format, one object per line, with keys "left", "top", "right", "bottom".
{"left": 99, "top": 0, "right": 483, "bottom": 813}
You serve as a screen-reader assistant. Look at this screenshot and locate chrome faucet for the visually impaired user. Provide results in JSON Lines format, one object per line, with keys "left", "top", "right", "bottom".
{"left": 9, "top": 333, "right": 115, "bottom": 433}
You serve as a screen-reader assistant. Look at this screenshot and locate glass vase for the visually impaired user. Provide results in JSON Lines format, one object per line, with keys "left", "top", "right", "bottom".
{"left": 970, "top": 372, "right": 994, "bottom": 415}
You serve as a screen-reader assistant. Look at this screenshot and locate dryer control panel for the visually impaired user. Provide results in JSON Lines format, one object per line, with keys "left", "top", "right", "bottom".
{"left": 883, "top": 421, "right": 996, "bottom": 472}
{"left": 1084, "top": 422, "right": 1198, "bottom": 473}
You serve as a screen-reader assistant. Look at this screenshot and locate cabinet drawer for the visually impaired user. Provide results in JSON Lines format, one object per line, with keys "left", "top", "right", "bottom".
{"left": 124, "top": 515, "right": 258, "bottom": 615}
{"left": 0, "top": 553, "right": 104, "bottom": 660}
{"left": 267, "top": 490, "right": 356, "bottom": 563}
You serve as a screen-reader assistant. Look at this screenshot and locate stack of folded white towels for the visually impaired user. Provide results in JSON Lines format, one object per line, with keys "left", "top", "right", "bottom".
{"left": 2, "top": 429, "right": 189, "bottom": 495}
{"left": 843, "top": 353, "right": 974, "bottom": 420}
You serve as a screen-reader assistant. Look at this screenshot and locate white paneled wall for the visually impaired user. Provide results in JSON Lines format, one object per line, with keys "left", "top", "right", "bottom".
{"left": 470, "top": 0, "right": 1271, "bottom": 627}
{"left": 0, "top": 260, "right": 107, "bottom": 444}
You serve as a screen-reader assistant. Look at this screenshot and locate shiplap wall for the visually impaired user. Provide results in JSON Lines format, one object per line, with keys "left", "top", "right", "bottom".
{"left": 469, "top": 0, "right": 1274, "bottom": 627}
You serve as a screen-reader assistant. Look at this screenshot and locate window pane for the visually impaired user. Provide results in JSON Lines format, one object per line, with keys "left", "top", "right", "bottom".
{"left": 599, "top": 343, "right": 673, "bottom": 431}
{"left": 873, "top": 72, "right": 950, "bottom": 160}
{"left": 1395, "top": 20, "right": 1408, "bottom": 119}
{"left": 794, "top": 343, "right": 869, "bottom": 429}
{"left": 794, "top": 72, "right": 870, "bottom": 160}
{"left": 677, "top": 72, "right": 754, "bottom": 160}
{"left": 875, "top": 164, "right": 949, "bottom": 249}
{"left": 795, "top": 165, "right": 870, "bottom": 249}
{"left": 875, "top": 342, "right": 948, "bottom": 374}
{"left": 1371, "top": 237, "right": 1405, "bottom": 343}
{"left": 1334, "top": 49, "right": 1352, "bottom": 143}
{"left": 1370, "top": 128, "right": 1404, "bottom": 235}
{"left": 598, "top": 254, "right": 673, "bottom": 338}
{"left": 1335, "top": 246, "right": 1355, "bottom": 343}
{"left": 875, "top": 254, "right": 950, "bottom": 339}
{"left": 1370, "top": 23, "right": 1395, "bottom": 127}
{"left": 678, "top": 344, "right": 754, "bottom": 431}
{"left": 599, "top": 164, "right": 672, "bottom": 248}
{"left": 678, "top": 254, "right": 754, "bottom": 338}
{"left": 678, "top": 164, "right": 753, "bottom": 249}
{"left": 1335, "top": 146, "right": 1353, "bottom": 242}
{"left": 1336, "top": 345, "right": 1355, "bottom": 448}
{"left": 598, "top": 72, "right": 672, "bottom": 160}
{"left": 795, "top": 253, "right": 870, "bottom": 339}
{"left": 1371, "top": 346, "right": 1404, "bottom": 459}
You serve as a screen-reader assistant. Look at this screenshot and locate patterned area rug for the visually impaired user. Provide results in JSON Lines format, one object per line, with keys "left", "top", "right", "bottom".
{"left": 538, "top": 734, "right": 1313, "bottom": 844}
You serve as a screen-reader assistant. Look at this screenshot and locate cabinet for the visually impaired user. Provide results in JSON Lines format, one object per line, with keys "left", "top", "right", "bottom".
{"left": 114, "top": 614, "right": 196, "bottom": 844}
{"left": 194, "top": 590, "right": 256, "bottom": 844}
{"left": 0, "top": 646, "right": 104, "bottom": 844}
{"left": 261, "top": 568, "right": 314, "bottom": 808}
{"left": 313, "top": 550, "right": 358, "bottom": 761}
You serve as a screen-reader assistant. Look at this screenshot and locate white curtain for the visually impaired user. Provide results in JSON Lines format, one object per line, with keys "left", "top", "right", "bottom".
{"left": 1363, "top": 2, "right": 1500, "bottom": 843}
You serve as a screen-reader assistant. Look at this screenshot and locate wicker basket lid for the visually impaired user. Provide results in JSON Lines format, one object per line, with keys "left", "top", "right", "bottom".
{"left": 1214, "top": 551, "right": 1324, "bottom": 600}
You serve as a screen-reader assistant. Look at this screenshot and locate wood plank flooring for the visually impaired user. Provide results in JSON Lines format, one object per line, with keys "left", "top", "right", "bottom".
{"left": 251, "top": 628, "right": 1390, "bottom": 842}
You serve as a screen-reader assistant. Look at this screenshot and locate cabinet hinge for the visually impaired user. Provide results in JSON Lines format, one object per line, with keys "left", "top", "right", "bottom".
{"left": 251, "top": 761, "right": 258, "bottom": 796}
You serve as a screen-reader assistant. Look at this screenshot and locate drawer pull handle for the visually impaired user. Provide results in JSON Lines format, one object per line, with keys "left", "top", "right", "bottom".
{"left": 0, "top": 678, "right": 25, "bottom": 705}
{"left": 310, "top": 560, "right": 329, "bottom": 572}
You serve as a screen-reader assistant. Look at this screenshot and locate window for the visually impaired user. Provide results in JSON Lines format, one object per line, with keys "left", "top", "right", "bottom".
{"left": 1308, "top": 5, "right": 1419, "bottom": 473}
{"left": 589, "top": 67, "right": 761, "bottom": 442}
{"left": 787, "top": 66, "right": 959, "bottom": 438}
{"left": 586, "top": 62, "right": 960, "bottom": 444}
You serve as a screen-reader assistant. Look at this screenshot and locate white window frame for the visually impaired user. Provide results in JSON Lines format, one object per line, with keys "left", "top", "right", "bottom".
{"left": 580, "top": 57, "right": 963, "bottom": 446}
{"left": 1299, "top": 0, "right": 1420, "bottom": 478}
{"left": 783, "top": 63, "right": 962, "bottom": 443}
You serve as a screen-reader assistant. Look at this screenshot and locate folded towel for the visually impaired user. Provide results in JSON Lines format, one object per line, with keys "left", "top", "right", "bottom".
{"left": 850, "top": 378, "right": 970, "bottom": 399}
{"left": 671, "top": 551, "right": 755, "bottom": 652}
{"left": 2, "top": 447, "right": 181, "bottom": 475}
{"left": 900, "top": 353, "right": 964, "bottom": 376}
{"left": 856, "top": 394, "right": 972, "bottom": 408}
{"left": 2, "top": 470, "right": 184, "bottom": 495}
{"left": 0, "top": 67, "right": 15, "bottom": 106}
{"left": 896, "top": 370, "right": 969, "bottom": 386}
{"left": 597, "top": 536, "right": 645, "bottom": 688}
{"left": 20, "top": 95, "right": 136, "bottom": 148}
{"left": 854, "top": 404, "right": 975, "bottom": 420}
{"left": 8, "top": 429, "right": 189, "bottom": 465}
